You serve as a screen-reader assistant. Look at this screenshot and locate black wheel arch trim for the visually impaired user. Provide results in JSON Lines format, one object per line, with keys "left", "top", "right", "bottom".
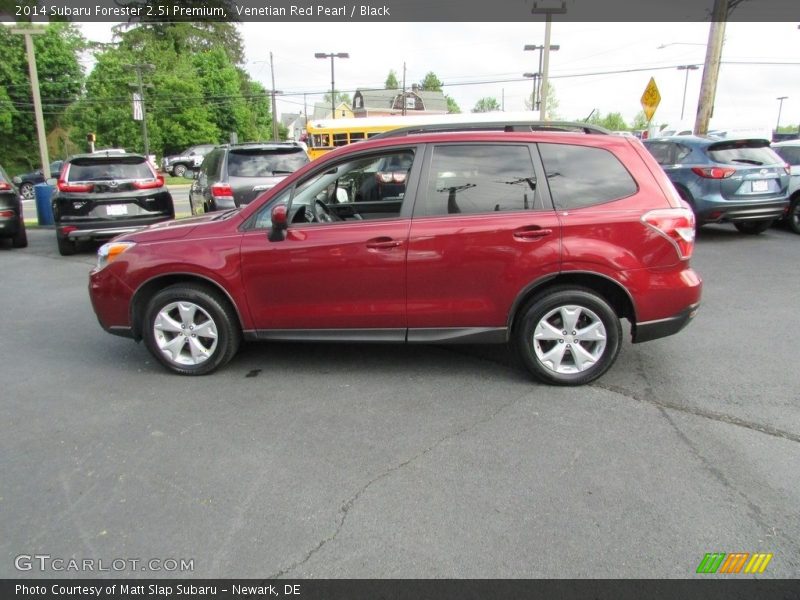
{"left": 129, "top": 272, "right": 245, "bottom": 341}
{"left": 507, "top": 270, "right": 638, "bottom": 336}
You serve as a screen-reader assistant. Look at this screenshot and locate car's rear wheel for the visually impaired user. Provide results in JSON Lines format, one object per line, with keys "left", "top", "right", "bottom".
{"left": 515, "top": 287, "right": 621, "bottom": 386}
{"left": 788, "top": 196, "right": 800, "bottom": 235}
{"left": 173, "top": 164, "right": 187, "bottom": 178}
{"left": 20, "top": 182, "right": 34, "bottom": 200}
{"left": 734, "top": 220, "right": 772, "bottom": 235}
{"left": 143, "top": 284, "right": 240, "bottom": 375}
{"left": 11, "top": 217, "right": 27, "bottom": 248}
{"left": 56, "top": 234, "right": 76, "bottom": 256}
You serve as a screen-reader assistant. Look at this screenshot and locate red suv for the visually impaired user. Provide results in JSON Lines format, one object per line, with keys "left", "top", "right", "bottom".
{"left": 88, "top": 127, "right": 702, "bottom": 385}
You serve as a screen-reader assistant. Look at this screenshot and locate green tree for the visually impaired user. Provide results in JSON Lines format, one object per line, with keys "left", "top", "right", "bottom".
{"left": 472, "top": 97, "right": 501, "bottom": 113}
{"left": 323, "top": 90, "right": 352, "bottom": 106}
{"left": 385, "top": 70, "right": 399, "bottom": 90}
{"left": 419, "top": 72, "right": 444, "bottom": 92}
{"left": 630, "top": 110, "right": 649, "bottom": 130}
{"left": 0, "top": 23, "right": 85, "bottom": 172}
{"left": 446, "top": 96, "right": 461, "bottom": 114}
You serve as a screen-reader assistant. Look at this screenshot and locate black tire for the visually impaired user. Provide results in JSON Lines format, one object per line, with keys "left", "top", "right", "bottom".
{"left": 734, "top": 220, "right": 772, "bottom": 235}
{"left": 143, "top": 283, "right": 241, "bottom": 375}
{"left": 173, "top": 163, "right": 187, "bottom": 178}
{"left": 788, "top": 196, "right": 800, "bottom": 235}
{"left": 57, "top": 234, "right": 76, "bottom": 256}
{"left": 11, "top": 218, "right": 27, "bottom": 248}
{"left": 514, "top": 287, "right": 622, "bottom": 386}
{"left": 20, "top": 182, "right": 34, "bottom": 200}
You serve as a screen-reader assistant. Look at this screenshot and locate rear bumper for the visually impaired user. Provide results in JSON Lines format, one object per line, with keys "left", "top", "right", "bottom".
{"left": 58, "top": 215, "right": 172, "bottom": 241}
{"left": 696, "top": 199, "right": 788, "bottom": 223}
{"left": 633, "top": 303, "right": 700, "bottom": 343}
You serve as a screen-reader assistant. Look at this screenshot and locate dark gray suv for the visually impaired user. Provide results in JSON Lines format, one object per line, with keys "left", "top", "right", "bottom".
{"left": 189, "top": 142, "right": 309, "bottom": 215}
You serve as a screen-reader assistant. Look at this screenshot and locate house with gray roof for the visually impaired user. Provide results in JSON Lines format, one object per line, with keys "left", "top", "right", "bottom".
{"left": 352, "top": 86, "right": 448, "bottom": 117}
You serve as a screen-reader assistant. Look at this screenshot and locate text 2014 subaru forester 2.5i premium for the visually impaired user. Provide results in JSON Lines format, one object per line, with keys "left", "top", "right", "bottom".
{"left": 89, "top": 125, "right": 702, "bottom": 385}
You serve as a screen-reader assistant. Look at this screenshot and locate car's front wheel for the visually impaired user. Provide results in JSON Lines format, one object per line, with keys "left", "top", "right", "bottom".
{"left": 734, "top": 220, "right": 772, "bottom": 235}
{"left": 515, "top": 287, "right": 622, "bottom": 386}
{"left": 143, "top": 284, "right": 241, "bottom": 375}
{"left": 172, "top": 164, "right": 187, "bottom": 178}
{"left": 19, "top": 182, "right": 34, "bottom": 200}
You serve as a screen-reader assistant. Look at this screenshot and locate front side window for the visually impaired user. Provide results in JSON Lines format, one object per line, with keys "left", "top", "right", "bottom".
{"left": 250, "top": 150, "right": 415, "bottom": 229}
{"left": 420, "top": 144, "right": 540, "bottom": 216}
{"left": 538, "top": 143, "right": 638, "bottom": 210}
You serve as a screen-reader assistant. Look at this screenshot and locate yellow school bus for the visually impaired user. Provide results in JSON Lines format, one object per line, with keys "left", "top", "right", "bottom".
{"left": 305, "top": 112, "right": 548, "bottom": 160}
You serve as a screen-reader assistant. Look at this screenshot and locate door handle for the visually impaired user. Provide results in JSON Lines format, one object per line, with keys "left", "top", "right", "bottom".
{"left": 366, "top": 237, "right": 404, "bottom": 249}
{"left": 513, "top": 227, "right": 553, "bottom": 240}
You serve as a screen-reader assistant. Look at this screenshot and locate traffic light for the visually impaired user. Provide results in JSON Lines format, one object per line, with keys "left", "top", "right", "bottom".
{"left": 86, "top": 132, "right": 96, "bottom": 143}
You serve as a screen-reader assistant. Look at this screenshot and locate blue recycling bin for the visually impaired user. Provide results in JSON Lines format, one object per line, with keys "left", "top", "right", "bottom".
{"left": 34, "top": 183, "right": 55, "bottom": 226}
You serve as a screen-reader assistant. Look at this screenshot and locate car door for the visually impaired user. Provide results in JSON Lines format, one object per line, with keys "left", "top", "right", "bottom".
{"left": 239, "top": 146, "right": 422, "bottom": 336}
{"left": 406, "top": 142, "right": 561, "bottom": 339}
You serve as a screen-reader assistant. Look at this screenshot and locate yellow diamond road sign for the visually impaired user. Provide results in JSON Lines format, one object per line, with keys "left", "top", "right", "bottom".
{"left": 640, "top": 77, "right": 661, "bottom": 122}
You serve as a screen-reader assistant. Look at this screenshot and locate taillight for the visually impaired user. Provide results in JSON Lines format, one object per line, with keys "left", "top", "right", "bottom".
{"left": 0, "top": 182, "right": 11, "bottom": 191}
{"left": 210, "top": 183, "right": 234, "bottom": 198}
{"left": 132, "top": 175, "right": 165, "bottom": 190}
{"left": 0, "top": 210, "right": 15, "bottom": 218}
{"left": 642, "top": 208, "right": 696, "bottom": 260}
{"left": 691, "top": 166, "right": 735, "bottom": 179}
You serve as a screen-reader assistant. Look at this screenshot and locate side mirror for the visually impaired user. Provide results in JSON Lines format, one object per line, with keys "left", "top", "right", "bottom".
{"left": 268, "top": 204, "right": 288, "bottom": 242}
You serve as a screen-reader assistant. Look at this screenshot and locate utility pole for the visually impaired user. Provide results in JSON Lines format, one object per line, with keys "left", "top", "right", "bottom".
{"left": 127, "top": 63, "right": 154, "bottom": 159}
{"left": 531, "top": 1, "right": 566, "bottom": 121}
{"left": 314, "top": 52, "right": 349, "bottom": 119}
{"left": 402, "top": 62, "right": 407, "bottom": 116}
{"left": 694, "top": 0, "right": 727, "bottom": 136}
{"left": 270, "top": 52, "right": 280, "bottom": 141}
{"left": 12, "top": 28, "right": 50, "bottom": 179}
{"left": 775, "top": 96, "right": 788, "bottom": 132}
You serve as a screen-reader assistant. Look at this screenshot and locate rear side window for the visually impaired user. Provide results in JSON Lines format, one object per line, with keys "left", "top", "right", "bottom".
{"left": 422, "top": 144, "right": 541, "bottom": 216}
{"left": 67, "top": 158, "right": 153, "bottom": 181}
{"left": 644, "top": 142, "right": 691, "bottom": 165}
{"left": 707, "top": 141, "right": 783, "bottom": 166}
{"left": 538, "top": 143, "right": 638, "bottom": 210}
{"left": 227, "top": 149, "right": 309, "bottom": 177}
{"left": 773, "top": 145, "right": 800, "bottom": 166}
{"left": 203, "top": 150, "right": 222, "bottom": 178}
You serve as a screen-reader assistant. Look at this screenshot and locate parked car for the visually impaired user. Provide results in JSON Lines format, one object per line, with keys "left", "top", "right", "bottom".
{"left": 771, "top": 140, "right": 800, "bottom": 234}
{"left": 53, "top": 152, "right": 174, "bottom": 256}
{"left": 0, "top": 165, "right": 27, "bottom": 248}
{"left": 12, "top": 160, "right": 64, "bottom": 200}
{"left": 89, "top": 126, "right": 702, "bottom": 385}
{"left": 643, "top": 136, "right": 790, "bottom": 234}
{"left": 161, "top": 144, "right": 216, "bottom": 177}
{"left": 188, "top": 142, "right": 309, "bottom": 215}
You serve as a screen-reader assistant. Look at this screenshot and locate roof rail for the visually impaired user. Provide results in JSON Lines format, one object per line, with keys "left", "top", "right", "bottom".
{"left": 370, "top": 120, "right": 611, "bottom": 140}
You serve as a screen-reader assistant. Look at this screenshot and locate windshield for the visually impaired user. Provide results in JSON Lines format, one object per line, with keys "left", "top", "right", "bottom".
{"left": 227, "top": 149, "right": 308, "bottom": 177}
{"left": 67, "top": 158, "right": 153, "bottom": 181}
{"left": 707, "top": 141, "right": 782, "bottom": 166}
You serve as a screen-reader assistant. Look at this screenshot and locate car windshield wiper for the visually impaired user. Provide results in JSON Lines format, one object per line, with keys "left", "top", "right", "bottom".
{"left": 271, "top": 169, "right": 294, "bottom": 175}
{"left": 729, "top": 159, "right": 763, "bottom": 165}
{"left": 212, "top": 208, "right": 240, "bottom": 220}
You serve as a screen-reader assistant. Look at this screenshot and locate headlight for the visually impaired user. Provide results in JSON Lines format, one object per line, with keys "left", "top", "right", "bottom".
{"left": 96, "top": 241, "right": 136, "bottom": 270}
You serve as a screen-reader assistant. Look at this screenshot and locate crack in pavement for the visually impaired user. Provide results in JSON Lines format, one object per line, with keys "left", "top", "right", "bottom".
{"left": 656, "top": 406, "right": 800, "bottom": 561}
{"left": 268, "top": 390, "right": 531, "bottom": 578}
{"left": 591, "top": 382, "right": 800, "bottom": 444}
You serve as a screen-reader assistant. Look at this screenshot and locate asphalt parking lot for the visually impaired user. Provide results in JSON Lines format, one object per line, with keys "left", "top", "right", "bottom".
{"left": 1, "top": 224, "right": 799, "bottom": 578}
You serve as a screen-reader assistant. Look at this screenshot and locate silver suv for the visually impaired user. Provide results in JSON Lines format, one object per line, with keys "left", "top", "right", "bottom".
{"left": 772, "top": 139, "right": 800, "bottom": 234}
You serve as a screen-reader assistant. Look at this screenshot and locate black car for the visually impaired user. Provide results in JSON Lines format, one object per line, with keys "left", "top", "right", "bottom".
{"left": 0, "top": 165, "right": 27, "bottom": 248}
{"left": 12, "top": 160, "right": 64, "bottom": 200}
{"left": 53, "top": 152, "right": 174, "bottom": 255}
{"left": 161, "top": 144, "right": 215, "bottom": 177}
{"left": 189, "top": 142, "right": 309, "bottom": 214}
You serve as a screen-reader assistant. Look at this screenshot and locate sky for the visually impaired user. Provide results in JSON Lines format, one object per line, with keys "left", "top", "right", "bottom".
{"left": 78, "top": 21, "right": 799, "bottom": 131}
